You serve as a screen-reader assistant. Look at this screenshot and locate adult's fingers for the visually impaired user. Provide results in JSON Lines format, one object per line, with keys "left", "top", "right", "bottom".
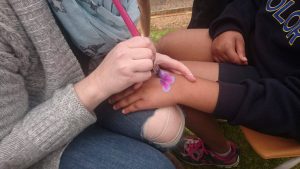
{"left": 132, "top": 71, "right": 152, "bottom": 84}
{"left": 131, "top": 59, "right": 153, "bottom": 72}
{"left": 129, "top": 48, "right": 154, "bottom": 60}
{"left": 123, "top": 37, "right": 156, "bottom": 55}
{"left": 156, "top": 54, "right": 196, "bottom": 81}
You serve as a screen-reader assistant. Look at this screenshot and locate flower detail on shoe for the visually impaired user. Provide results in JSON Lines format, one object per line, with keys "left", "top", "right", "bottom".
{"left": 183, "top": 137, "right": 209, "bottom": 162}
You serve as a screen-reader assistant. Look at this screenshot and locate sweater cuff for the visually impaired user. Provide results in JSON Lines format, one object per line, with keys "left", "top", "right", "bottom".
{"left": 68, "top": 84, "right": 97, "bottom": 124}
{"left": 213, "top": 82, "right": 246, "bottom": 121}
{"left": 23, "top": 84, "right": 97, "bottom": 152}
{"left": 209, "top": 20, "right": 243, "bottom": 39}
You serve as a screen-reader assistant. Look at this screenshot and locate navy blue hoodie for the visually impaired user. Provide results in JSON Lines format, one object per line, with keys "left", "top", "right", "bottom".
{"left": 209, "top": 0, "right": 300, "bottom": 140}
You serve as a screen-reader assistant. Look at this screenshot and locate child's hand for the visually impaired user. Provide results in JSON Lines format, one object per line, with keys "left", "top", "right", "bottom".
{"left": 211, "top": 31, "right": 248, "bottom": 65}
{"left": 155, "top": 53, "right": 196, "bottom": 82}
{"left": 110, "top": 75, "right": 182, "bottom": 114}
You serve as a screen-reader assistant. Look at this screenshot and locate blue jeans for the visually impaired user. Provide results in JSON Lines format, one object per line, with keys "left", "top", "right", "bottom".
{"left": 59, "top": 102, "right": 174, "bottom": 169}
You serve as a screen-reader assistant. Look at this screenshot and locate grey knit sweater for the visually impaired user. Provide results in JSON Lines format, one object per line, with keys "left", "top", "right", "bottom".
{"left": 0, "top": 0, "right": 97, "bottom": 168}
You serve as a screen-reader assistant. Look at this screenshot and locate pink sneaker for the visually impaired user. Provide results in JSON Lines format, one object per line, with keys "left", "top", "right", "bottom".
{"left": 174, "top": 136, "right": 239, "bottom": 168}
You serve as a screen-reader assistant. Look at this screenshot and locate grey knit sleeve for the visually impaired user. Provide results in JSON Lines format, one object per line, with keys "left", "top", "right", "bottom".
{"left": 0, "top": 50, "right": 97, "bottom": 168}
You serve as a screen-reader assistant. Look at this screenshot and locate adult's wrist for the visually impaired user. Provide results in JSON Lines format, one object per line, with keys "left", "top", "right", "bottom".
{"left": 74, "top": 74, "right": 109, "bottom": 112}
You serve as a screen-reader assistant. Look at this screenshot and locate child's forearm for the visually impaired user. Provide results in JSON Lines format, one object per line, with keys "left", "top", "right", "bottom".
{"left": 174, "top": 76, "right": 219, "bottom": 113}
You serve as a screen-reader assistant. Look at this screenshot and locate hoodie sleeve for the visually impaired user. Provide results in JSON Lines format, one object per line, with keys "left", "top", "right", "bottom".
{"left": 209, "top": 0, "right": 259, "bottom": 39}
{"left": 214, "top": 71, "right": 300, "bottom": 140}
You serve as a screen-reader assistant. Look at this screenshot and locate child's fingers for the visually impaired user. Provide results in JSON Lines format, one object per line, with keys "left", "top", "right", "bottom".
{"left": 225, "top": 48, "right": 241, "bottom": 64}
{"left": 235, "top": 37, "right": 248, "bottom": 64}
{"left": 133, "top": 82, "right": 143, "bottom": 90}
{"left": 113, "top": 93, "right": 141, "bottom": 110}
{"left": 109, "top": 85, "right": 137, "bottom": 104}
{"left": 122, "top": 100, "right": 147, "bottom": 114}
{"left": 213, "top": 56, "right": 222, "bottom": 63}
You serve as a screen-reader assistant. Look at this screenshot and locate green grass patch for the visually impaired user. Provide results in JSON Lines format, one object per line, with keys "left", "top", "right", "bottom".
{"left": 151, "top": 28, "right": 300, "bottom": 169}
{"left": 150, "top": 28, "right": 174, "bottom": 42}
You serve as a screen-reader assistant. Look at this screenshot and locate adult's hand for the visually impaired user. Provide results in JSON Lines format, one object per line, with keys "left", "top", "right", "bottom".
{"left": 75, "top": 37, "right": 155, "bottom": 111}
{"left": 155, "top": 53, "right": 196, "bottom": 82}
{"left": 211, "top": 31, "right": 248, "bottom": 65}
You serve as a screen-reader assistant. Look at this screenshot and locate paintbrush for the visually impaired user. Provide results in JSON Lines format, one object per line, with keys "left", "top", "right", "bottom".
{"left": 112, "top": 0, "right": 160, "bottom": 76}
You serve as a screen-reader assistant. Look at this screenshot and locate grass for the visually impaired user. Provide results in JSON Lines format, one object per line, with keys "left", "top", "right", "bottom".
{"left": 150, "top": 28, "right": 174, "bottom": 42}
{"left": 188, "top": 123, "right": 289, "bottom": 169}
{"left": 150, "top": 28, "right": 300, "bottom": 169}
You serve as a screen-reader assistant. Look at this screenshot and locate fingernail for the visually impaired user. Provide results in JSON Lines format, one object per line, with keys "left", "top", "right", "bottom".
{"left": 241, "top": 56, "right": 247, "bottom": 61}
{"left": 187, "top": 74, "right": 196, "bottom": 82}
{"left": 122, "top": 109, "right": 127, "bottom": 114}
{"left": 108, "top": 99, "right": 113, "bottom": 104}
{"left": 113, "top": 105, "right": 118, "bottom": 110}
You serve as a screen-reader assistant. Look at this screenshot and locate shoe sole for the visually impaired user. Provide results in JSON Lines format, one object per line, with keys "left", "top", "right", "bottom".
{"left": 178, "top": 155, "right": 240, "bottom": 168}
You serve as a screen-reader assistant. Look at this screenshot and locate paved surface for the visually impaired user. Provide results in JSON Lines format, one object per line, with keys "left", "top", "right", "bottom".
{"left": 137, "top": 0, "right": 193, "bottom": 31}
{"left": 149, "top": 0, "right": 193, "bottom": 30}
{"left": 150, "top": 0, "right": 193, "bottom": 12}
{"left": 151, "top": 11, "right": 191, "bottom": 30}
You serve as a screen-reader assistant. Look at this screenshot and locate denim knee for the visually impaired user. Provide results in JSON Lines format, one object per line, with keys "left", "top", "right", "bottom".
{"left": 97, "top": 102, "right": 185, "bottom": 148}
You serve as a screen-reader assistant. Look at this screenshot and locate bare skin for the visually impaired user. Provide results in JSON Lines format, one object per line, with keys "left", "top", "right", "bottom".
{"left": 156, "top": 29, "right": 247, "bottom": 153}
{"left": 157, "top": 29, "right": 213, "bottom": 61}
{"left": 111, "top": 62, "right": 228, "bottom": 153}
{"left": 156, "top": 29, "right": 244, "bottom": 153}
{"left": 112, "top": 29, "right": 246, "bottom": 153}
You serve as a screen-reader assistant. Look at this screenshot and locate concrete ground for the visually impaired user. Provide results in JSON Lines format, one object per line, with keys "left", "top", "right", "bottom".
{"left": 150, "top": 0, "right": 193, "bottom": 12}
{"left": 150, "top": 0, "right": 193, "bottom": 30}
{"left": 151, "top": 10, "right": 192, "bottom": 30}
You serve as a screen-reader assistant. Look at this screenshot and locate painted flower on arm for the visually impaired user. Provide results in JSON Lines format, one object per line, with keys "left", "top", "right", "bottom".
{"left": 158, "top": 69, "right": 176, "bottom": 92}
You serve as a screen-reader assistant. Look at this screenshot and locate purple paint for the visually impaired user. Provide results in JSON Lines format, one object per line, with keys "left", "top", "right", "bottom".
{"left": 158, "top": 70, "right": 175, "bottom": 92}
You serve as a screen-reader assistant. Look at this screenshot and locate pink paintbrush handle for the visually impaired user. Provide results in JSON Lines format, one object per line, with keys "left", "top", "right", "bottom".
{"left": 112, "top": 0, "right": 161, "bottom": 76}
{"left": 112, "top": 0, "right": 140, "bottom": 37}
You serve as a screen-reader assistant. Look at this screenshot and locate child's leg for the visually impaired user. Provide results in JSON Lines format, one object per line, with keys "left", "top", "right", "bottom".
{"left": 183, "top": 106, "right": 229, "bottom": 153}
{"left": 157, "top": 29, "right": 232, "bottom": 153}
{"left": 96, "top": 102, "right": 185, "bottom": 148}
{"left": 157, "top": 29, "right": 213, "bottom": 61}
{"left": 176, "top": 61, "right": 231, "bottom": 154}
{"left": 172, "top": 62, "right": 258, "bottom": 167}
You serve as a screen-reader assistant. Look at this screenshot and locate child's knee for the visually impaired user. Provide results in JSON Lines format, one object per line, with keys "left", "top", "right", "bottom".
{"left": 156, "top": 32, "right": 174, "bottom": 55}
{"left": 142, "top": 106, "right": 185, "bottom": 148}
